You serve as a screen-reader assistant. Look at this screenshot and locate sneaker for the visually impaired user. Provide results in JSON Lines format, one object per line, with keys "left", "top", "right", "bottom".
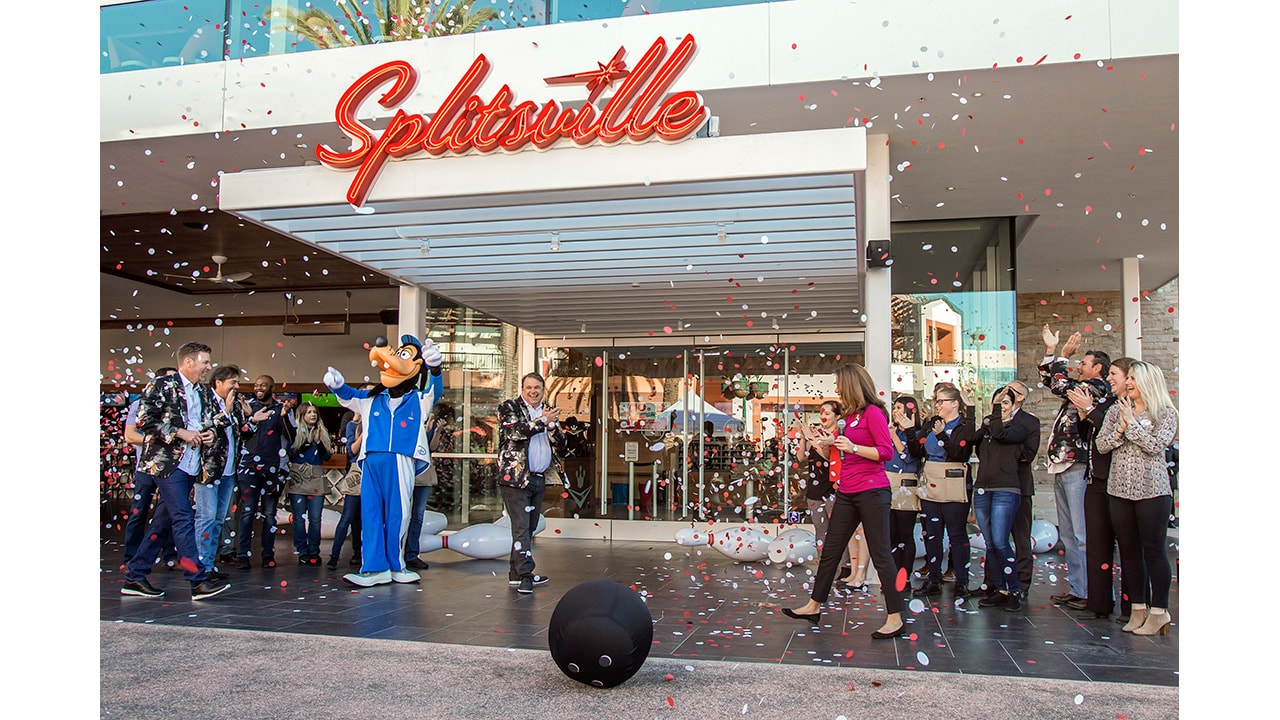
{"left": 1066, "top": 597, "right": 1089, "bottom": 610}
{"left": 391, "top": 569, "right": 421, "bottom": 584}
{"left": 405, "top": 557, "right": 430, "bottom": 571}
{"left": 1050, "top": 591, "right": 1076, "bottom": 603}
{"left": 517, "top": 576, "right": 534, "bottom": 594}
{"left": 206, "top": 571, "right": 229, "bottom": 583}
{"left": 191, "top": 579, "right": 231, "bottom": 600}
{"left": 979, "top": 592, "right": 1009, "bottom": 608}
{"left": 1003, "top": 594, "right": 1023, "bottom": 612}
{"left": 954, "top": 585, "right": 973, "bottom": 599}
{"left": 307, "top": 555, "right": 321, "bottom": 566}
{"left": 298, "top": 555, "right": 310, "bottom": 566}
{"left": 235, "top": 557, "right": 251, "bottom": 570}
{"left": 326, "top": 556, "right": 339, "bottom": 570}
{"left": 531, "top": 575, "right": 549, "bottom": 586}
{"left": 348, "top": 554, "right": 362, "bottom": 567}
{"left": 343, "top": 570, "right": 393, "bottom": 587}
{"left": 121, "top": 579, "right": 165, "bottom": 598}
{"left": 263, "top": 557, "right": 277, "bottom": 569}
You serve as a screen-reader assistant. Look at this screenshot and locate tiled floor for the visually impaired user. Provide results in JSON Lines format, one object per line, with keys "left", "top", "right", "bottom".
{"left": 100, "top": 528, "right": 1178, "bottom": 687}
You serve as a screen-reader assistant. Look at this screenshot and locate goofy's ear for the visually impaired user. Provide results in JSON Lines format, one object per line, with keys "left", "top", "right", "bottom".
{"left": 365, "top": 384, "right": 387, "bottom": 398}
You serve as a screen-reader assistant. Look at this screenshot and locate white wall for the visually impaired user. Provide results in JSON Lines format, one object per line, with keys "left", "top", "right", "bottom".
{"left": 101, "top": 0, "right": 1177, "bottom": 141}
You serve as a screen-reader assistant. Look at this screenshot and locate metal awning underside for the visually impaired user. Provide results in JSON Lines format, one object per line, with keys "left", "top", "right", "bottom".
{"left": 221, "top": 128, "right": 867, "bottom": 338}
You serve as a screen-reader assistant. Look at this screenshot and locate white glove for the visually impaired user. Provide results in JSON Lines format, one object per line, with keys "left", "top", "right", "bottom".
{"left": 323, "top": 366, "right": 345, "bottom": 389}
{"left": 421, "top": 339, "right": 442, "bottom": 368}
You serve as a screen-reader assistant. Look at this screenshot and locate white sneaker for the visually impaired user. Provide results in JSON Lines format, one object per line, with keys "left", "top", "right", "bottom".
{"left": 391, "top": 569, "right": 421, "bottom": 584}
{"left": 342, "top": 570, "right": 393, "bottom": 587}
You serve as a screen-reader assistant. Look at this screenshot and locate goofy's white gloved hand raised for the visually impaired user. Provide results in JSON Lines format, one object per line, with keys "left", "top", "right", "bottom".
{"left": 323, "top": 366, "right": 345, "bottom": 390}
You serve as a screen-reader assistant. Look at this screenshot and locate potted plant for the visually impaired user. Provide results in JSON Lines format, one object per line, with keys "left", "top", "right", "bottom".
{"left": 722, "top": 375, "right": 753, "bottom": 399}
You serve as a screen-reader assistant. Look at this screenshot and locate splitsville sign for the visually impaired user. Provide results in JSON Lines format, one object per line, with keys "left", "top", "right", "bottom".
{"left": 317, "top": 35, "right": 710, "bottom": 207}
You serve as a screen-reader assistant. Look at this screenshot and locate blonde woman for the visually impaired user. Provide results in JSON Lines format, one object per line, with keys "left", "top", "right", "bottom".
{"left": 287, "top": 402, "right": 334, "bottom": 566}
{"left": 1095, "top": 361, "right": 1178, "bottom": 636}
{"left": 783, "top": 364, "right": 904, "bottom": 639}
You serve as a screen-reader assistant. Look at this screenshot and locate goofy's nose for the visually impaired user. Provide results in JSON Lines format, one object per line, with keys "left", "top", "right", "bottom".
{"left": 373, "top": 335, "right": 389, "bottom": 348}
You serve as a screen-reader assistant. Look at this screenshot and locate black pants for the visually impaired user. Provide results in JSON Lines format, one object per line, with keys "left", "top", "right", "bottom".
{"left": 1109, "top": 493, "right": 1173, "bottom": 609}
{"left": 921, "top": 499, "right": 970, "bottom": 588}
{"left": 811, "top": 488, "right": 903, "bottom": 613}
{"left": 889, "top": 509, "right": 918, "bottom": 580}
{"left": 500, "top": 475, "right": 545, "bottom": 580}
{"left": 1084, "top": 480, "right": 1126, "bottom": 616}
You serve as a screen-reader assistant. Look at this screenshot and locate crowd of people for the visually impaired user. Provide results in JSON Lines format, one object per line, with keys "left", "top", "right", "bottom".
{"left": 114, "top": 330, "right": 1179, "bottom": 638}
{"left": 116, "top": 340, "right": 451, "bottom": 600}
{"left": 783, "top": 326, "right": 1178, "bottom": 638}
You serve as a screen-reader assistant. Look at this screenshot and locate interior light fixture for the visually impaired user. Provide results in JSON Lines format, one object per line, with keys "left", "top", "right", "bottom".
{"left": 550, "top": 232, "right": 561, "bottom": 251}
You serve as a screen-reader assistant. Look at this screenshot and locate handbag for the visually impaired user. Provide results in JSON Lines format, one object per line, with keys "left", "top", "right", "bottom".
{"left": 887, "top": 471, "right": 921, "bottom": 512}
{"left": 919, "top": 461, "right": 968, "bottom": 503}
{"left": 415, "top": 463, "right": 439, "bottom": 487}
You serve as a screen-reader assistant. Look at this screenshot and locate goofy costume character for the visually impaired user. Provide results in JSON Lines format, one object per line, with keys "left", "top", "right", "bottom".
{"left": 324, "top": 334, "right": 443, "bottom": 587}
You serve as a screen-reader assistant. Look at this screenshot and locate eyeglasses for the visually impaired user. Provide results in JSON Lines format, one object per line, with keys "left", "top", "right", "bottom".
{"left": 933, "top": 398, "right": 958, "bottom": 404}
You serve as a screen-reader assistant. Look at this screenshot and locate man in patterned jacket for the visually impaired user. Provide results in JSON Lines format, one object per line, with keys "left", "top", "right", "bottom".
{"left": 1037, "top": 326, "right": 1111, "bottom": 611}
{"left": 498, "top": 372, "right": 567, "bottom": 594}
{"left": 121, "top": 341, "right": 231, "bottom": 601}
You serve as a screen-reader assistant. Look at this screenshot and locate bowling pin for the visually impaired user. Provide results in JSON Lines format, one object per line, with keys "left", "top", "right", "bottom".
{"left": 674, "top": 527, "right": 711, "bottom": 546}
{"left": 417, "top": 522, "right": 512, "bottom": 560}
{"left": 767, "top": 528, "right": 817, "bottom": 565}
{"left": 707, "top": 524, "right": 771, "bottom": 562}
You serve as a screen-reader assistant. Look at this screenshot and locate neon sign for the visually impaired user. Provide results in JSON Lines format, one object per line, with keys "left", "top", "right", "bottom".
{"left": 318, "top": 35, "right": 710, "bottom": 207}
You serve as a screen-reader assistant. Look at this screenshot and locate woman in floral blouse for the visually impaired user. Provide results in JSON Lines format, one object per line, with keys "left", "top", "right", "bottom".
{"left": 1095, "top": 361, "right": 1178, "bottom": 636}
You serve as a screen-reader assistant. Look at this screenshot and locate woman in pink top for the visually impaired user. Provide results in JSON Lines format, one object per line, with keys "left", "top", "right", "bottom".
{"left": 783, "top": 364, "right": 905, "bottom": 639}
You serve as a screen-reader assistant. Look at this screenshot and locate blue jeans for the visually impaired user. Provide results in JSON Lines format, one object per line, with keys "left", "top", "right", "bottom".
{"left": 237, "top": 472, "right": 281, "bottom": 560}
{"left": 125, "top": 469, "right": 207, "bottom": 584}
{"left": 331, "top": 495, "right": 362, "bottom": 558}
{"left": 122, "top": 470, "right": 175, "bottom": 562}
{"left": 193, "top": 473, "right": 236, "bottom": 572}
{"left": 404, "top": 485, "right": 433, "bottom": 560}
{"left": 1053, "top": 462, "right": 1089, "bottom": 597}
{"left": 973, "top": 488, "right": 1022, "bottom": 593}
{"left": 288, "top": 492, "right": 324, "bottom": 556}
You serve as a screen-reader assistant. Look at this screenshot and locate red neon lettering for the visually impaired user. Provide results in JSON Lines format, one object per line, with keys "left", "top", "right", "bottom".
{"left": 319, "top": 36, "right": 708, "bottom": 206}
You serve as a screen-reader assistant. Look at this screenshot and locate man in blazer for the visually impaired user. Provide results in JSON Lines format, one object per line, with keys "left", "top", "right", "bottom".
{"left": 498, "top": 372, "right": 567, "bottom": 594}
{"left": 122, "top": 341, "right": 231, "bottom": 601}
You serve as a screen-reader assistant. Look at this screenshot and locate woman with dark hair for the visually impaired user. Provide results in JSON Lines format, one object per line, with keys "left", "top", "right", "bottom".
{"left": 782, "top": 364, "right": 904, "bottom": 639}
{"left": 886, "top": 396, "right": 923, "bottom": 585}
{"left": 909, "top": 382, "right": 977, "bottom": 597}
{"left": 1096, "top": 360, "right": 1178, "bottom": 636}
{"left": 798, "top": 400, "right": 843, "bottom": 580}
{"left": 972, "top": 384, "right": 1040, "bottom": 612}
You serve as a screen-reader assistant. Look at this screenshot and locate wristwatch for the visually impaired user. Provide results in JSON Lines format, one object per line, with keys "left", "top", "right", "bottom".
{"left": 851, "top": 443, "right": 860, "bottom": 454}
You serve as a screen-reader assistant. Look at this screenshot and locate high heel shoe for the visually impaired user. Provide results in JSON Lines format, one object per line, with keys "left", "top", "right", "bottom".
{"left": 782, "top": 607, "right": 821, "bottom": 625}
{"left": 1132, "top": 608, "right": 1171, "bottom": 636}
{"left": 871, "top": 624, "right": 904, "bottom": 639}
{"left": 1121, "top": 605, "right": 1148, "bottom": 633}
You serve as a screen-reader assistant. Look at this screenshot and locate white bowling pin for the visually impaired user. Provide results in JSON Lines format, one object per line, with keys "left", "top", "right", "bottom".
{"left": 768, "top": 528, "right": 817, "bottom": 565}
{"left": 416, "top": 522, "right": 512, "bottom": 560}
{"left": 969, "top": 531, "right": 987, "bottom": 552}
{"left": 707, "top": 524, "right": 772, "bottom": 562}
{"left": 674, "top": 527, "right": 710, "bottom": 546}
{"left": 422, "top": 510, "right": 448, "bottom": 536}
{"left": 494, "top": 511, "right": 547, "bottom": 536}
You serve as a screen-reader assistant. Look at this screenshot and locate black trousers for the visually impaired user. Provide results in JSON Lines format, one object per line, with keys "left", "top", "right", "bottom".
{"left": 921, "top": 499, "right": 971, "bottom": 588}
{"left": 500, "top": 475, "right": 545, "bottom": 580}
{"left": 811, "top": 488, "right": 903, "bottom": 613}
{"left": 1109, "top": 493, "right": 1173, "bottom": 609}
{"left": 982, "top": 494, "right": 1032, "bottom": 592}
{"left": 1084, "top": 480, "right": 1128, "bottom": 616}
{"left": 889, "top": 509, "right": 918, "bottom": 580}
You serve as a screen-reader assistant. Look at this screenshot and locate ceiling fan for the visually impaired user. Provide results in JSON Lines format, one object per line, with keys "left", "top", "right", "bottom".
{"left": 165, "top": 255, "right": 254, "bottom": 286}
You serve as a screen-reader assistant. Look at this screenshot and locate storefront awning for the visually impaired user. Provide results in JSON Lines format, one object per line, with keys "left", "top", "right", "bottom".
{"left": 220, "top": 127, "right": 867, "bottom": 338}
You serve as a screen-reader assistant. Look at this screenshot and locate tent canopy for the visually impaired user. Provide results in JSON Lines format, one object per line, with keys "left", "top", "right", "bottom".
{"left": 653, "top": 394, "right": 744, "bottom": 434}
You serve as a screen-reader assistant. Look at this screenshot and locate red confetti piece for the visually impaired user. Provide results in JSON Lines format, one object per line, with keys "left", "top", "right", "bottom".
{"left": 667, "top": 697, "right": 674, "bottom": 707}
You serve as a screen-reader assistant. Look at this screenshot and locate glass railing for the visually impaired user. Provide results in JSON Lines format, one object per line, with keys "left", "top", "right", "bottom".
{"left": 102, "top": 0, "right": 776, "bottom": 74}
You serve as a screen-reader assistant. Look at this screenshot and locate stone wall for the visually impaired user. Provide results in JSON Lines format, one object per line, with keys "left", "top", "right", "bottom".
{"left": 1015, "top": 276, "right": 1179, "bottom": 487}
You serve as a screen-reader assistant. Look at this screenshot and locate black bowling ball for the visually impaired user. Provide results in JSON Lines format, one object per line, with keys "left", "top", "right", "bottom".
{"left": 547, "top": 579, "right": 653, "bottom": 688}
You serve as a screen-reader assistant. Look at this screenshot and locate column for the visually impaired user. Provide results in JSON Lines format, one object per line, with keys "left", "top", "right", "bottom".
{"left": 1122, "top": 257, "right": 1142, "bottom": 360}
{"left": 863, "top": 134, "right": 892, "bottom": 393}
{"left": 397, "top": 284, "right": 427, "bottom": 343}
